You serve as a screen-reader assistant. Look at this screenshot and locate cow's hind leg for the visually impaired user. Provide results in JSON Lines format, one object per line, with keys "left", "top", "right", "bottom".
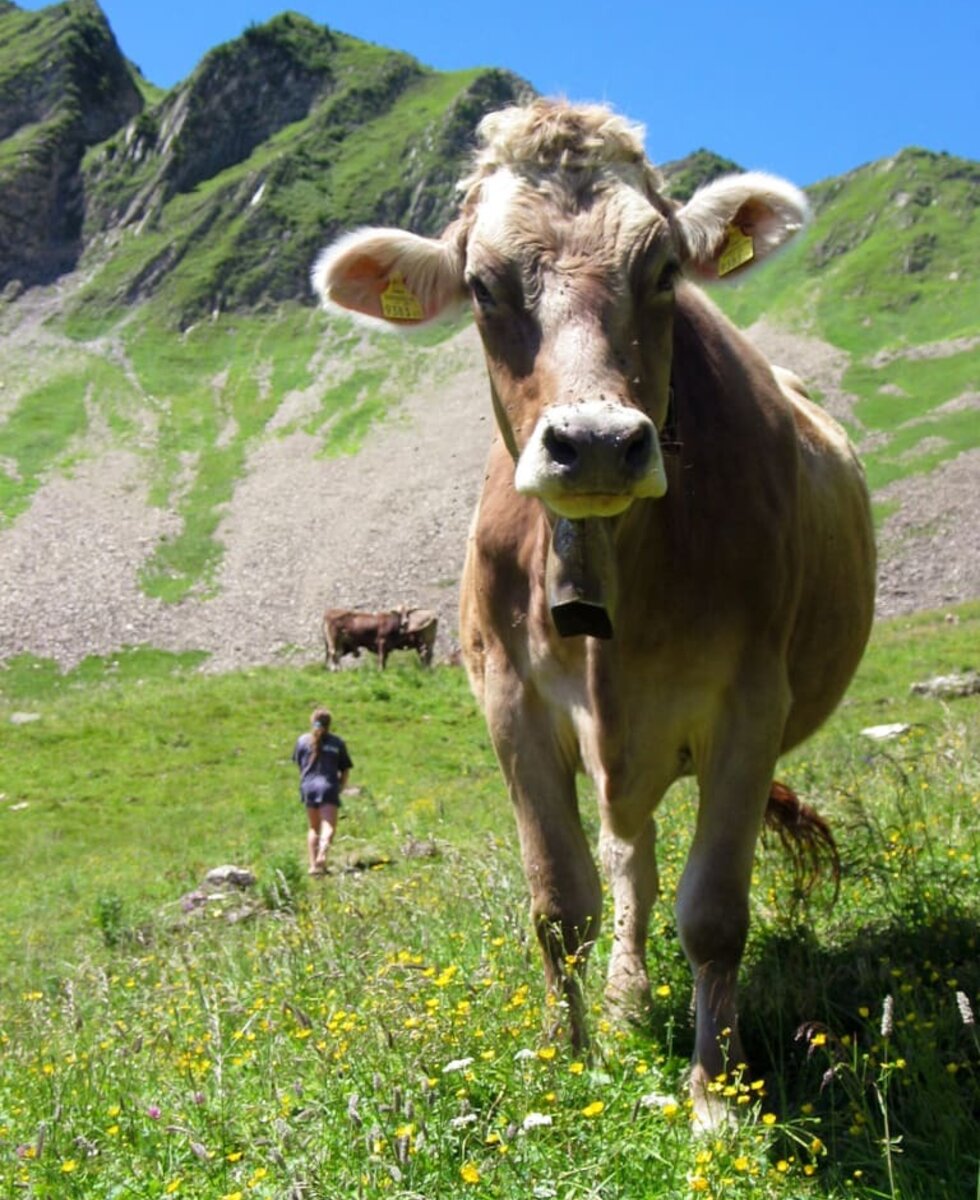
{"left": 600, "top": 817, "right": 658, "bottom": 1023}
{"left": 678, "top": 684, "right": 787, "bottom": 1128}
{"left": 486, "top": 678, "right": 601, "bottom": 1050}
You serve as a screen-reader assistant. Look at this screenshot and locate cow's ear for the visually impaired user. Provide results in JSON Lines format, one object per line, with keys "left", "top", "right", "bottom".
{"left": 676, "top": 172, "right": 809, "bottom": 282}
{"left": 311, "top": 227, "right": 466, "bottom": 326}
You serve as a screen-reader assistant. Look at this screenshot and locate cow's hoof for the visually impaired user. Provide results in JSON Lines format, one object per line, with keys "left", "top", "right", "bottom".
{"left": 688, "top": 1065, "right": 738, "bottom": 1135}
{"left": 604, "top": 973, "right": 653, "bottom": 1028}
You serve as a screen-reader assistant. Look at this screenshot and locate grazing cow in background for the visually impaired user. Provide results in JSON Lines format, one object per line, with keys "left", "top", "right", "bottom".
{"left": 323, "top": 607, "right": 438, "bottom": 670}
{"left": 323, "top": 608, "right": 404, "bottom": 670}
{"left": 313, "top": 99, "right": 875, "bottom": 1125}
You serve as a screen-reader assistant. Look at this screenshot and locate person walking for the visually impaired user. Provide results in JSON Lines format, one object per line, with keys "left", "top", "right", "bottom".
{"left": 292, "top": 706, "right": 353, "bottom": 875}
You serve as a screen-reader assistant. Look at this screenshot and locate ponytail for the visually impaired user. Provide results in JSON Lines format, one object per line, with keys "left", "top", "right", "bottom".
{"left": 306, "top": 707, "right": 332, "bottom": 772}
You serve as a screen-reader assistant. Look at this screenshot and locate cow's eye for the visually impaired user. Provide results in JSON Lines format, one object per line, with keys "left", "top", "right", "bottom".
{"left": 468, "top": 276, "right": 496, "bottom": 311}
{"left": 655, "top": 261, "right": 680, "bottom": 293}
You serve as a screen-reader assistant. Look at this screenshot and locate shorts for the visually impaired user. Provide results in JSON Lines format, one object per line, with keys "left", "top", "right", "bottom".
{"left": 300, "top": 782, "right": 341, "bottom": 809}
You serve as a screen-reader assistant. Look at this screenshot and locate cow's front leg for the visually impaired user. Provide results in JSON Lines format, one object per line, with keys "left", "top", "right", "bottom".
{"left": 486, "top": 677, "right": 601, "bottom": 1050}
{"left": 678, "top": 690, "right": 786, "bottom": 1128}
{"left": 599, "top": 818, "right": 658, "bottom": 1022}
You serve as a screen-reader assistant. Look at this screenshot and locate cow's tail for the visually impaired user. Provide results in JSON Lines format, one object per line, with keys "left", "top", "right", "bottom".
{"left": 763, "top": 780, "right": 840, "bottom": 902}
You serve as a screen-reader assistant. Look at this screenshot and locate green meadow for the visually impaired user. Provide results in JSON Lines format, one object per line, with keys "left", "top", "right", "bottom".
{"left": 1, "top": 605, "right": 977, "bottom": 1199}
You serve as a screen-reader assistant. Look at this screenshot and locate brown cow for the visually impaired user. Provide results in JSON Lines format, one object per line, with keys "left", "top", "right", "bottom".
{"left": 323, "top": 608, "right": 405, "bottom": 670}
{"left": 323, "top": 607, "right": 438, "bottom": 670}
{"left": 313, "top": 99, "right": 875, "bottom": 1125}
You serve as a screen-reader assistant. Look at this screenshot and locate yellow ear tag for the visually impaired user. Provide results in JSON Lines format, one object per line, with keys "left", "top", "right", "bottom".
{"left": 717, "top": 225, "right": 755, "bottom": 277}
{"left": 380, "top": 272, "right": 424, "bottom": 321}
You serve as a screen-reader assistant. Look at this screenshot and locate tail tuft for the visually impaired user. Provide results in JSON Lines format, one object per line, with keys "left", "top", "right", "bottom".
{"left": 764, "top": 781, "right": 840, "bottom": 902}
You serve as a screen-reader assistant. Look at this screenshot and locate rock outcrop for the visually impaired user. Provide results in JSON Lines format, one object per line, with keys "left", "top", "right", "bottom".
{"left": 0, "top": 0, "right": 143, "bottom": 289}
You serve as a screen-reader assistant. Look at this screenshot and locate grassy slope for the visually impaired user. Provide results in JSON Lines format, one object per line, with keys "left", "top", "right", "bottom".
{"left": 0, "top": 295, "right": 463, "bottom": 602}
{"left": 715, "top": 148, "right": 979, "bottom": 492}
{"left": 0, "top": 604, "right": 977, "bottom": 1198}
{"left": 0, "top": 21, "right": 497, "bottom": 601}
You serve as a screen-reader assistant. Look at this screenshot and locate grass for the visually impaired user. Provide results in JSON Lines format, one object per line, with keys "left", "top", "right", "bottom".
{"left": 709, "top": 148, "right": 980, "bottom": 505}
{"left": 0, "top": 357, "right": 140, "bottom": 524}
{"left": 0, "top": 606, "right": 977, "bottom": 1198}
{"left": 717, "top": 149, "right": 979, "bottom": 359}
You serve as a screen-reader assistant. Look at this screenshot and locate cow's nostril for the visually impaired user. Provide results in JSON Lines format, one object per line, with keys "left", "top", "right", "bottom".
{"left": 623, "top": 424, "right": 653, "bottom": 473}
{"left": 544, "top": 425, "right": 578, "bottom": 468}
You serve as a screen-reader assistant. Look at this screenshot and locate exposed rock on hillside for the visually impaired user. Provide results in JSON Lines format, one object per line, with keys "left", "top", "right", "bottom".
{"left": 0, "top": 0, "right": 142, "bottom": 288}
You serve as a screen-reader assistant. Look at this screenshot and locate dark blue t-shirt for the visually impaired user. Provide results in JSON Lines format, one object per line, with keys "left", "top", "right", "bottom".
{"left": 292, "top": 732, "right": 353, "bottom": 806}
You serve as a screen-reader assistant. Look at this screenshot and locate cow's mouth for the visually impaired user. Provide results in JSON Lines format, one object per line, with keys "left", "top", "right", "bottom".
{"left": 545, "top": 517, "right": 617, "bottom": 639}
{"left": 543, "top": 493, "right": 634, "bottom": 520}
{"left": 514, "top": 400, "right": 668, "bottom": 520}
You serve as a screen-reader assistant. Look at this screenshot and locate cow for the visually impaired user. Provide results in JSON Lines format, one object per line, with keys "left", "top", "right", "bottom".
{"left": 401, "top": 608, "right": 439, "bottom": 666}
{"left": 322, "top": 608, "right": 404, "bottom": 670}
{"left": 312, "top": 99, "right": 875, "bottom": 1125}
{"left": 323, "top": 607, "right": 438, "bottom": 670}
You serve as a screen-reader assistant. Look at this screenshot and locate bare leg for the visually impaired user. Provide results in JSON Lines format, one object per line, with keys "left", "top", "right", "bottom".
{"left": 600, "top": 817, "right": 658, "bottom": 1020}
{"left": 315, "top": 803, "right": 339, "bottom": 870}
{"left": 306, "top": 806, "right": 324, "bottom": 874}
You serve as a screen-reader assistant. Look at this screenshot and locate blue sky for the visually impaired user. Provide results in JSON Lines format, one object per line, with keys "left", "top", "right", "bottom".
{"left": 21, "top": 0, "right": 980, "bottom": 185}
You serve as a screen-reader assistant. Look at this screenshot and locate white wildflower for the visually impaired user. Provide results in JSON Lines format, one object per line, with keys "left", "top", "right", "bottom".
{"left": 881, "top": 995, "right": 895, "bottom": 1039}
{"left": 522, "top": 1112, "right": 553, "bottom": 1130}
{"left": 442, "top": 1057, "right": 474, "bottom": 1074}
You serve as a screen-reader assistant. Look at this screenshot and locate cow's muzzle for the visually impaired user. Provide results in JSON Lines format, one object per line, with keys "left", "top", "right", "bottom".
{"left": 546, "top": 517, "right": 617, "bottom": 639}
{"left": 515, "top": 400, "right": 667, "bottom": 519}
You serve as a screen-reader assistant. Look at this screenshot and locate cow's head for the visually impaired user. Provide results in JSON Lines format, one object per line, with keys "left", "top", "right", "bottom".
{"left": 313, "top": 100, "right": 808, "bottom": 633}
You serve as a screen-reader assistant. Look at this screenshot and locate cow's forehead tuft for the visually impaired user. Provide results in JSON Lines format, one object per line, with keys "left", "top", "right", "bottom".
{"left": 459, "top": 99, "right": 664, "bottom": 206}
{"left": 465, "top": 165, "right": 667, "bottom": 274}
